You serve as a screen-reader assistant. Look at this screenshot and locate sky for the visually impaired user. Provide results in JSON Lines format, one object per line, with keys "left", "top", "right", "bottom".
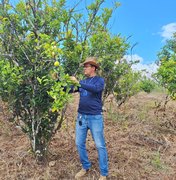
{"left": 107, "top": 0, "right": 176, "bottom": 75}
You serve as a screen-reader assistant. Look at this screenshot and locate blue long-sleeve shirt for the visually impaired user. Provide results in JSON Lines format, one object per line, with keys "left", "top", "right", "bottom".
{"left": 77, "top": 76, "right": 104, "bottom": 115}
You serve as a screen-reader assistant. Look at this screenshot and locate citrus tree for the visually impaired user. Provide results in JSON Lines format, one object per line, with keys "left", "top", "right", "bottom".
{"left": 113, "top": 65, "right": 142, "bottom": 106}
{"left": 139, "top": 76, "right": 156, "bottom": 93}
{"left": 155, "top": 33, "right": 176, "bottom": 100}
{"left": 0, "top": 0, "right": 80, "bottom": 161}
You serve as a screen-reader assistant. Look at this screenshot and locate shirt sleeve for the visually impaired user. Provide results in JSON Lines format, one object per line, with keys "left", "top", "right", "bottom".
{"left": 79, "top": 78, "right": 104, "bottom": 93}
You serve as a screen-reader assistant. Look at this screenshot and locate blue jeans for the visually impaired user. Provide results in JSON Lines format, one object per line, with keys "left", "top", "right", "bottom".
{"left": 75, "top": 113, "right": 108, "bottom": 176}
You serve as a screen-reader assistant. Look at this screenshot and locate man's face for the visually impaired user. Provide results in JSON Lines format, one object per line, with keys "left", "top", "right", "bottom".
{"left": 83, "top": 63, "right": 95, "bottom": 76}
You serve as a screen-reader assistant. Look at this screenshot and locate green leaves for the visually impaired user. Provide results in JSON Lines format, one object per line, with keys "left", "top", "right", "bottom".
{"left": 0, "top": 0, "right": 78, "bottom": 158}
{"left": 102, "top": 8, "right": 113, "bottom": 26}
{"left": 139, "top": 76, "right": 156, "bottom": 93}
{"left": 0, "top": 60, "right": 22, "bottom": 101}
{"left": 113, "top": 68, "right": 142, "bottom": 106}
{"left": 156, "top": 35, "right": 176, "bottom": 100}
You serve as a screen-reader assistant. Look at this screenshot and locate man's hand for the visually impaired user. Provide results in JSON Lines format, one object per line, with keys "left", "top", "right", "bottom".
{"left": 70, "top": 76, "right": 79, "bottom": 84}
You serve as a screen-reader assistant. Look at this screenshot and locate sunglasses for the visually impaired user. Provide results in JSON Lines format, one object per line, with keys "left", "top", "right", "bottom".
{"left": 83, "top": 65, "right": 92, "bottom": 68}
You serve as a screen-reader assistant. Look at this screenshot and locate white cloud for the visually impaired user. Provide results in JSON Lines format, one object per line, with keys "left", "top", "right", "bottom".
{"left": 123, "top": 54, "right": 159, "bottom": 78}
{"left": 124, "top": 54, "right": 143, "bottom": 63}
{"left": 161, "top": 23, "right": 176, "bottom": 40}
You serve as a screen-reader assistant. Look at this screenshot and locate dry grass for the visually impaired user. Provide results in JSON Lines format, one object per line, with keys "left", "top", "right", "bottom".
{"left": 0, "top": 92, "right": 176, "bottom": 180}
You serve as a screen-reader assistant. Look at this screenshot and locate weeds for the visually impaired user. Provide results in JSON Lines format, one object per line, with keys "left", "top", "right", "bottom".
{"left": 151, "top": 151, "right": 165, "bottom": 170}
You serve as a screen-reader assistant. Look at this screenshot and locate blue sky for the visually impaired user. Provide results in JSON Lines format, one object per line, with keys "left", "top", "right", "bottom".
{"left": 109, "top": 0, "right": 176, "bottom": 69}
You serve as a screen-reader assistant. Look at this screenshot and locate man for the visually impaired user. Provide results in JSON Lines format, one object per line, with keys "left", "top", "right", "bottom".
{"left": 70, "top": 57, "right": 108, "bottom": 180}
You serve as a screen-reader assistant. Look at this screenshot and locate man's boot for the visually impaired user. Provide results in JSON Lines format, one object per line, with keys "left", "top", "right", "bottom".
{"left": 75, "top": 168, "right": 88, "bottom": 179}
{"left": 99, "top": 175, "right": 107, "bottom": 180}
